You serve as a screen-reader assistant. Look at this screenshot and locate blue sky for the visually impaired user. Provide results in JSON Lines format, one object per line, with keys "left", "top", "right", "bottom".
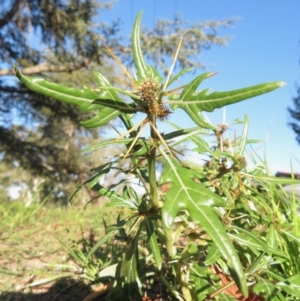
{"left": 102, "top": 0, "right": 300, "bottom": 173}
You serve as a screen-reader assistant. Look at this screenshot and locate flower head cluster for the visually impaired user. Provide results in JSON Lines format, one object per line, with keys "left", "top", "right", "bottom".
{"left": 138, "top": 79, "right": 171, "bottom": 120}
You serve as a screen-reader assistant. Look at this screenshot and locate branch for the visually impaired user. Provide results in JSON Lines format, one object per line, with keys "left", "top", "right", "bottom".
{"left": 0, "top": 0, "right": 22, "bottom": 29}
{"left": 0, "top": 60, "right": 90, "bottom": 76}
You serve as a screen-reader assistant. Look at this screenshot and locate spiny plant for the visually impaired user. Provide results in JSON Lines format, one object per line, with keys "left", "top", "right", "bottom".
{"left": 15, "top": 11, "right": 300, "bottom": 301}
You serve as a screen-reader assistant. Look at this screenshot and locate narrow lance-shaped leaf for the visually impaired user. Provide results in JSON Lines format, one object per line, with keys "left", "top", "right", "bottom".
{"left": 164, "top": 121, "right": 212, "bottom": 151}
{"left": 237, "top": 115, "right": 249, "bottom": 156}
{"left": 132, "top": 11, "right": 148, "bottom": 80}
{"left": 15, "top": 67, "right": 122, "bottom": 128}
{"left": 104, "top": 186, "right": 140, "bottom": 210}
{"left": 82, "top": 71, "right": 132, "bottom": 127}
{"left": 277, "top": 274, "right": 300, "bottom": 298}
{"left": 80, "top": 108, "right": 120, "bottom": 128}
{"left": 120, "top": 223, "right": 143, "bottom": 297}
{"left": 132, "top": 12, "right": 161, "bottom": 81}
{"left": 253, "top": 280, "right": 285, "bottom": 300}
{"left": 68, "top": 161, "right": 113, "bottom": 203}
{"left": 15, "top": 67, "right": 99, "bottom": 108}
{"left": 166, "top": 67, "right": 194, "bottom": 88}
{"left": 167, "top": 72, "right": 285, "bottom": 129}
{"left": 144, "top": 218, "right": 162, "bottom": 270}
{"left": 204, "top": 243, "right": 222, "bottom": 266}
{"left": 93, "top": 98, "right": 137, "bottom": 113}
{"left": 242, "top": 173, "right": 300, "bottom": 185}
{"left": 170, "top": 74, "right": 285, "bottom": 111}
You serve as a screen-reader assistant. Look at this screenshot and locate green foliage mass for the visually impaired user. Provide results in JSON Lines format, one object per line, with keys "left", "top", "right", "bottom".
{"left": 14, "top": 11, "right": 300, "bottom": 301}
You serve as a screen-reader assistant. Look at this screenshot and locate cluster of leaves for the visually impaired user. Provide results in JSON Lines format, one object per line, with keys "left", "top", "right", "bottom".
{"left": 16, "top": 11, "right": 300, "bottom": 301}
{"left": 1, "top": 0, "right": 235, "bottom": 204}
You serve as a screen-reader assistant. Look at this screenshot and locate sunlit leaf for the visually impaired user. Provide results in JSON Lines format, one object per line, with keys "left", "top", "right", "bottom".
{"left": 237, "top": 115, "right": 249, "bottom": 156}
{"left": 160, "top": 158, "right": 227, "bottom": 228}
{"left": 103, "top": 186, "right": 139, "bottom": 210}
{"left": 144, "top": 218, "right": 162, "bottom": 270}
{"left": 204, "top": 243, "right": 222, "bottom": 265}
{"left": 253, "top": 279, "right": 286, "bottom": 301}
{"left": 243, "top": 173, "right": 300, "bottom": 185}
{"left": 119, "top": 223, "right": 142, "bottom": 298}
{"left": 277, "top": 274, "right": 300, "bottom": 298}
{"left": 280, "top": 229, "right": 300, "bottom": 245}
{"left": 190, "top": 263, "right": 214, "bottom": 299}
{"left": 132, "top": 12, "right": 161, "bottom": 82}
{"left": 167, "top": 67, "right": 194, "bottom": 88}
{"left": 167, "top": 72, "right": 285, "bottom": 129}
{"left": 229, "top": 226, "right": 268, "bottom": 253}
{"left": 87, "top": 231, "right": 116, "bottom": 258}
{"left": 15, "top": 67, "right": 121, "bottom": 128}
{"left": 160, "top": 156, "right": 248, "bottom": 297}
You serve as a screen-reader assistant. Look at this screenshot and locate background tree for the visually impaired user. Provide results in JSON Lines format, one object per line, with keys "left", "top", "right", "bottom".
{"left": 288, "top": 82, "right": 300, "bottom": 144}
{"left": 0, "top": 0, "right": 235, "bottom": 203}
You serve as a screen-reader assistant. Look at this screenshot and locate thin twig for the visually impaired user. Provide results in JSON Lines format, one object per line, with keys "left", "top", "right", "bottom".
{"left": 2, "top": 60, "right": 89, "bottom": 76}
{"left": 101, "top": 39, "right": 137, "bottom": 88}
{"left": 162, "top": 36, "right": 183, "bottom": 92}
{"left": 120, "top": 120, "right": 148, "bottom": 164}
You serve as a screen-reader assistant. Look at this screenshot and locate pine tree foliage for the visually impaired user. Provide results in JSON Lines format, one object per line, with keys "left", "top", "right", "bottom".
{"left": 288, "top": 84, "right": 300, "bottom": 144}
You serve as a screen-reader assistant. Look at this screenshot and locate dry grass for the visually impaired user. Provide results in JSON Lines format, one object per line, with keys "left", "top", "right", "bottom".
{"left": 0, "top": 200, "right": 115, "bottom": 301}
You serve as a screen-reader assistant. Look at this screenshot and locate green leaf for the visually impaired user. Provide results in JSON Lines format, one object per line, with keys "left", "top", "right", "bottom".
{"left": 277, "top": 274, "right": 300, "bottom": 298}
{"left": 247, "top": 252, "right": 270, "bottom": 275}
{"left": 230, "top": 226, "right": 289, "bottom": 259}
{"left": 264, "top": 270, "right": 300, "bottom": 299}
{"left": 189, "top": 207, "right": 248, "bottom": 297}
{"left": 15, "top": 67, "right": 98, "bottom": 106}
{"left": 167, "top": 72, "right": 285, "bottom": 129}
{"left": 160, "top": 159, "right": 227, "bottom": 228}
{"left": 15, "top": 67, "right": 121, "bottom": 128}
{"left": 280, "top": 229, "right": 300, "bottom": 245}
{"left": 190, "top": 263, "right": 214, "bottom": 299}
{"left": 167, "top": 67, "right": 194, "bottom": 88}
{"left": 68, "top": 162, "right": 113, "bottom": 202}
{"left": 237, "top": 115, "right": 249, "bottom": 156}
{"left": 104, "top": 190, "right": 138, "bottom": 209}
{"left": 120, "top": 223, "right": 143, "bottom": 298}
{"left": 87, "top": 231, "right": 115, "bottom": 258}
{"left": 253, "top": 279, "right": 285, "bottom": 301}
{"left": 165, "top": 122, "right": 211, "bottom": 153}
{"left": 93, "top": 97, "right": 137, "bottom": 113}
{"left": 144, "top": 218, "right": 162, "bottom": 270}
{"left": 204, "top": 243, "right": 222, "bottom": 265}
{"left": 229, "top": 227, "right": 268, "bottom": 252}
{"left": 132, "top": 11, "right": 147, "bottom": 79}
{"left": 82, "top": 137, "right": 148, "bottom": 155}
{"left": 160, "top": 156, "right": 248, "bottom": 297}
{"left": 244, "top": 173, "right": 300, "bottom": 185}
{"left": 81, "top": 107, "right": 120, "bottom": 128}
{"left": 83, "top": 138, "right": 117, "bottom": 153}
{"left": 131, "top": 12, "right": 161, "bottom": 81}
{"left": 267, "top": 224, "right": 277, "bottom": 249}
{"left": 163, "top": 126, "right": 204, "bottom": 142}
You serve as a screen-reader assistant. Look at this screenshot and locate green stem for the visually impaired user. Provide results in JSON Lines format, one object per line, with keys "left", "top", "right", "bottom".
{"left": 180, "top": 270, "right": 192, "bottom": 301}
{"left": 163, "top": 224, "right": 175, "bottom": 257}
{"left": 148, "top": 115, "right": 160, "bottom": 210}
{"left": 147, "top": 116, "right": 176, "bottom": 258}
